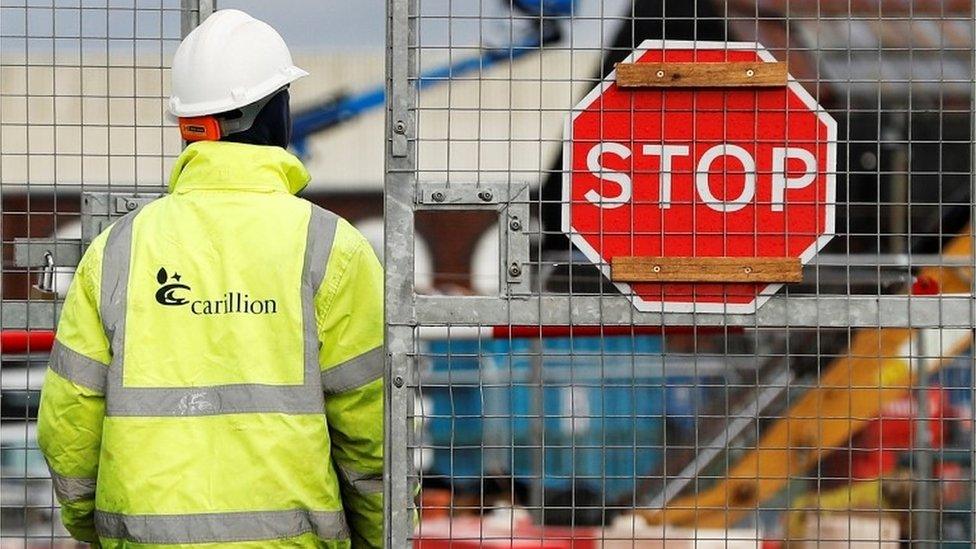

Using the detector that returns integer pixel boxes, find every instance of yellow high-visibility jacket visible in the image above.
[37,141,385,548]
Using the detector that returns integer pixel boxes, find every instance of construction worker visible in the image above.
[36,9,384,548]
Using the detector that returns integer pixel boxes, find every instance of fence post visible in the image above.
[384,0,417,545]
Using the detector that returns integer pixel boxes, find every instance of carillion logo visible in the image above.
[154,268,278,315]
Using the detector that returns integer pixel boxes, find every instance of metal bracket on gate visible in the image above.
[13,192,163,268]
[416,181,531,295]
[80,192,162,244]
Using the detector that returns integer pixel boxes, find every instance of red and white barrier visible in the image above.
[0,329,55,354]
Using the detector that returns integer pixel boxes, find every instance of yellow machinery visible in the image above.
[641,230,974,528]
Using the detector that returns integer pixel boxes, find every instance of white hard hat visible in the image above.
[169,9,307,117]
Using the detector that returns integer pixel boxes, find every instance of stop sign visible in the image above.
[563,40,837,313]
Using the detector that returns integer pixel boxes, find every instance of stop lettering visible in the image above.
[582,142,818,213]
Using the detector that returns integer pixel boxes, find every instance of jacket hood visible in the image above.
[168,141,311,195]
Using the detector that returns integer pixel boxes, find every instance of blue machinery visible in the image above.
[288,0,572,157]
[420,336,728,502]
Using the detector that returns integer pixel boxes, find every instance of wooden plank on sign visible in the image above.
[616,62,788,88]
[611,256,802,283]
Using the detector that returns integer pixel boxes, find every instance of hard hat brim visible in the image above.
[169,65,308,118]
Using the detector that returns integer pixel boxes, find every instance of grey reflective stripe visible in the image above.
[48,340,108,394]
[321,346,384,396]
[302,206,338,405]
[335,462,384,495]
[95,509,348,544]
[106,384,325,417]
[99,209,138,415]
[100,210,138,348]
[47,466,96,503]
[100,209,137,413]
[305,206,336,298]
[101,205,339,417]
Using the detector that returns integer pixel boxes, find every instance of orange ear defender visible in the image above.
[179,116,222,141]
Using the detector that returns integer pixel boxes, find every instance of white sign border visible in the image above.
[561,39,838,314]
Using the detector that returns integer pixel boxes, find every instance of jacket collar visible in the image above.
[168,141,311,195]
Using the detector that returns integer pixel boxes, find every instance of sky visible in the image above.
[2,0,630,53]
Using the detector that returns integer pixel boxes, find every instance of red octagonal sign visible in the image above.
[563,40,837,313]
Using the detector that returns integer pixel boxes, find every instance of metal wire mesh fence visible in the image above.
[0,1,196,546]
[384,0,975,547]
[1,0,974,547]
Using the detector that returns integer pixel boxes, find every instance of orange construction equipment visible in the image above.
[641,229,974,528]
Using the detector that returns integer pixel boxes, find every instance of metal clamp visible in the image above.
[83,192,162,243]
[13,239,82,268]
[416,181,531,295]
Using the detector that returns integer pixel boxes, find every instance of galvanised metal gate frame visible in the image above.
[383,0,976,547]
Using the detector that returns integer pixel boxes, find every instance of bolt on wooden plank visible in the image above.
[611,256,803,283]
[616,61,788,88]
